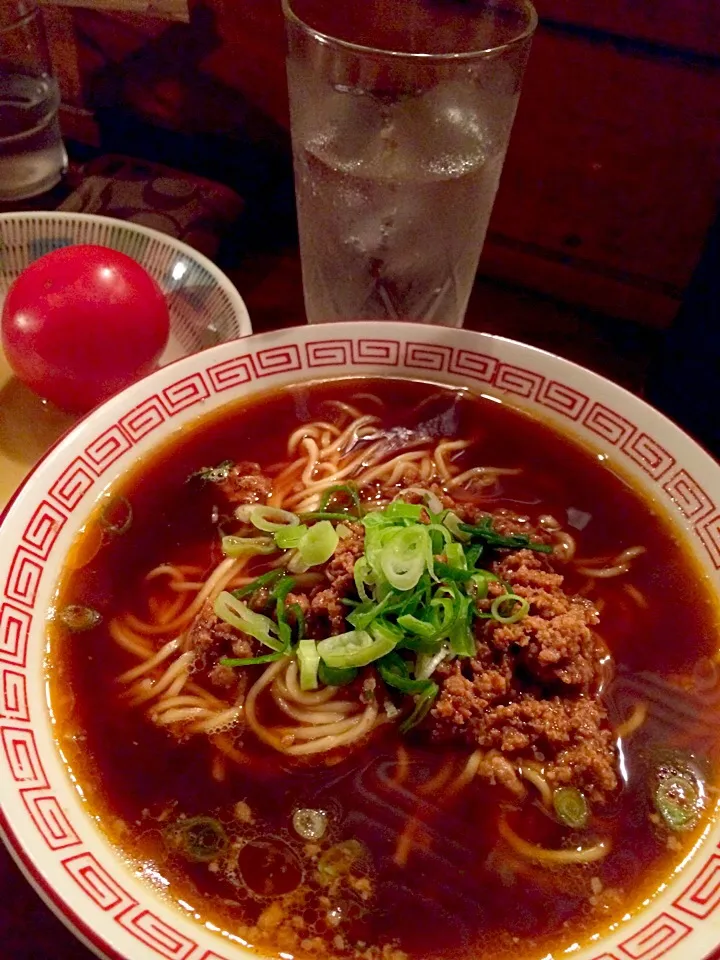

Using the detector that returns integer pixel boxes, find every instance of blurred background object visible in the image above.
[33,0,720,328]
[0,0,68,200]
[41,0,188,21]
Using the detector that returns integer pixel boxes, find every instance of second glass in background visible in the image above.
[0,1,67,202]
[284,0,537,327]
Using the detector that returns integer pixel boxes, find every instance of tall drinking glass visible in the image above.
[0,0,67,201]
[283,0,537,327]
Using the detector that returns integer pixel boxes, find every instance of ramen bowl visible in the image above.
[0,322,719,960]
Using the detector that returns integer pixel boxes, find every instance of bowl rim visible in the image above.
[1,320,719,960]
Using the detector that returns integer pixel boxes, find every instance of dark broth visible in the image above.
[48,378,720,960]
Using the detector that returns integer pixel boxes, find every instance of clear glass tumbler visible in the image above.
[0,1,67,201]
[283,0,537,327]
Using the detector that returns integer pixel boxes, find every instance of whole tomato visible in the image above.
[2,244,171,413]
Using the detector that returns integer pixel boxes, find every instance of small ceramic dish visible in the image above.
[0,211,252,363]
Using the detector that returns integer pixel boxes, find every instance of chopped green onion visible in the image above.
[433,561,473,582]
[289,603,306,641]
[490,592,529,624]
[415,644,451,681]
[399,681,439,733]
[272,575,298,648]
[426,522,452,547]
[460,516,553,554]
[347,591,397,631]
[220,650,287,667]
[222,535,276,558]
[465,544,484,568]
[319,483,362,517]
[214,591,282,650]
[231,568,284,600]
[445,541,467,570]
[468,570,496,600]
[379,526,429,591]
[317,623,397,669]
[100,495,133,537]
[396,613,436,640]
[378,652,432,694]
[449,595,475,657]
[166,816,228,862]
[383,501,424,523]
[274,525,308,549]
[443,511,471,542]
[298,520,338,567]
[553,787,590,829]
[362,510,393,531]
[58,604,102,633]
[236,505,300,532]
[299,511,357,522]
[188,460,233,484]
[655,773,702,831]
[318,662,359,686]
[369,617,404,650]
[384,573,431,620]
[292,808,328,841]
[297,639,320,690]
[353,555,373,602]
[317,839,368,882]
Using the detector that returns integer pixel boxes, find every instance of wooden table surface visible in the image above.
[0,247,657,959]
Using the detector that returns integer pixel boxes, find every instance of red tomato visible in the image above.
[2,244,170,413]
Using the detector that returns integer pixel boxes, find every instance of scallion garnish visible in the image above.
[58,604,102,633]
[231,568,284,600]
[100,495,133,537]
[220,649,288,667]
[298,520,338,568]
[214,592,282,650]
[347,590,397,631]
[378,526,429,591]
[297,638,320,690]
[654,766,703,832]
[274,524,308,549]
[553,787,590,829]
[319,483,363,517]
[165,816,228,862]
[272,575,298,648]
[399,681,439,733]
[378,651,434,695]
[317,623,397,670]
[445,541,467,570]
[222,534,276,558]
[318,662,359,686]
[490,592,530,624]
[299,511,360,522]
[236,504,300,533]
[188,460,234,484]
[217,493,542,737]
[459,516,553,553]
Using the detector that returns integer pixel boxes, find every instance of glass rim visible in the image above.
[281,0,538,61]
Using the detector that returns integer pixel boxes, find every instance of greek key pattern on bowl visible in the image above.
[1,334,719,960]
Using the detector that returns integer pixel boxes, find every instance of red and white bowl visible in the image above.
[0,322,719,960]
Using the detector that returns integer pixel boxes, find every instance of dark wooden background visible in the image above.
[44,0,720,327]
